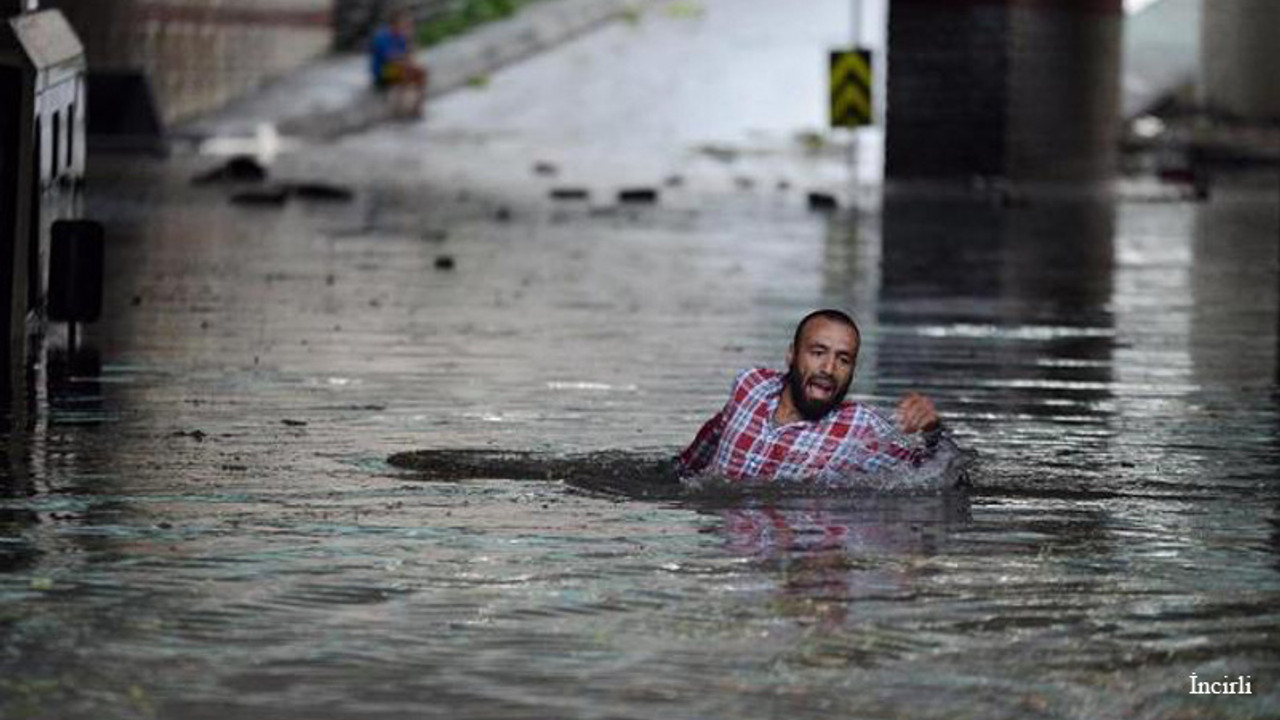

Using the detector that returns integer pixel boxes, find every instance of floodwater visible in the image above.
[5,0,1280,718]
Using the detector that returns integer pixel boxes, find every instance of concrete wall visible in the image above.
[43,0,333,124]
[1200,0,1280,121]
[1005,3,1122,182]
[887,0,1123,184]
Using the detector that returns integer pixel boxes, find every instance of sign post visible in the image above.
[829,48,873,129]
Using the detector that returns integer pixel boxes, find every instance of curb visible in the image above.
[182,0,652,142]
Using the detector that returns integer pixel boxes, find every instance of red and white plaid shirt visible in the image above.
[677,368,925,482]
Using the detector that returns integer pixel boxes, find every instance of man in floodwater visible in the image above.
[677,309,943,482]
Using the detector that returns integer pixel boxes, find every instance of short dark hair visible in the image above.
[792,309,860,351]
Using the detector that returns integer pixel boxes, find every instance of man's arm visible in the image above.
[842,398,944,475]
[895,392,940,435]
[676,410,726,476]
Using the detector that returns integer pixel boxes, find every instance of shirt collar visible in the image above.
[768,370,852,429]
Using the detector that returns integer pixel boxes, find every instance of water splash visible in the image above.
[387,439,976,501]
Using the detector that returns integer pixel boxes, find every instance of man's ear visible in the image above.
[785,344,794,368]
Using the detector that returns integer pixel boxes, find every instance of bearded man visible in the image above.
[676,309,944,482]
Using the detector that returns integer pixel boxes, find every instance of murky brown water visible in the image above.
[4,0,1280,716]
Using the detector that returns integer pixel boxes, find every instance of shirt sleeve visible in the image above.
[676,369,763,477]
[676,409,726,476]
[840,406,929,475]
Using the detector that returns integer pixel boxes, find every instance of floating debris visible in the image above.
[434,255,456,270]
[807,192,838,212]
[618,187,659,204]
[550,187,591,201]
[533,161,559,176]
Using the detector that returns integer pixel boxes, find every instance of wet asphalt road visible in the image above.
[3,0,1280,718]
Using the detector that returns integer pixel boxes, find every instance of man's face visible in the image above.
[786,317,858,421]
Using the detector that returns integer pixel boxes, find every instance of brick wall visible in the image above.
[45,0,333,124]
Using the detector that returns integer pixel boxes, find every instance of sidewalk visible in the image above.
[179,0,653,141]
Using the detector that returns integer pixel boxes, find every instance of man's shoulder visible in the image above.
[831,399,894,431]
[372,27,401,46]
[732,367,781,393]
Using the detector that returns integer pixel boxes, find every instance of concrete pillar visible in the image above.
[886,0,1123,184]
[1200,0,1280,122]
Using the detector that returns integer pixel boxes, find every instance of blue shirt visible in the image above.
[370,26,409,84]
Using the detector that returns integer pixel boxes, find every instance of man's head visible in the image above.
[390,6,414,32]
[785,309,860,421]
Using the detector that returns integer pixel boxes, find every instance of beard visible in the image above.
[786,362,851,421]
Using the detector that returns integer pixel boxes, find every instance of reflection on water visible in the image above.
[705,494,971,633]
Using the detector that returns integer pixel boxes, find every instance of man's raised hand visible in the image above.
[895,392,940,434]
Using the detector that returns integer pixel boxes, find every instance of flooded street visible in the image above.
[3,0,1280,718]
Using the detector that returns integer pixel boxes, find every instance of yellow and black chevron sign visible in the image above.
[830,49,872,128]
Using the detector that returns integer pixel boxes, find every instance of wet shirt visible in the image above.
[677,367,926,482]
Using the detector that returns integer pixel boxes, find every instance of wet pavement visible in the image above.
[4,0,1280,718]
